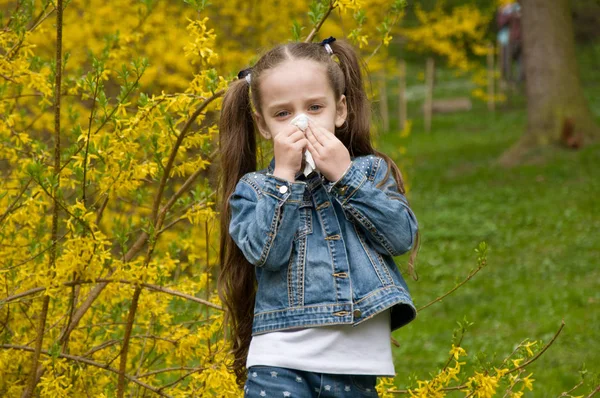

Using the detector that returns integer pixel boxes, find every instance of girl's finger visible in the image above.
[307,123,326,146]
[289,130,307,142]
[277,124,302,138]
[306,140,320,157]
[295,138,308,150]
[309,120,333,141]
[306,127,323,148]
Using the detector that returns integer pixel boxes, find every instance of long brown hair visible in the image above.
[218,39,418,386]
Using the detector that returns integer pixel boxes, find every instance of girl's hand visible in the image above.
[272,125,307,182]
[305,120,351,182]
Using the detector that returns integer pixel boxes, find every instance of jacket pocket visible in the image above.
[293,201,313,240]
[354,224,393,287]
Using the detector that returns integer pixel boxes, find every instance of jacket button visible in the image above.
[353,309,362,318]
[278,185,288,194]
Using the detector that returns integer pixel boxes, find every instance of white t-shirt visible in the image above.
[246,310,395,376]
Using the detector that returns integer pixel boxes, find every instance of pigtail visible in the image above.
[218,77,257,386]
[329,40,420,280]
[328,39,371,155]
[373,150,420,280]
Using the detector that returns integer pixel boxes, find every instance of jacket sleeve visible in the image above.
[228,174,306,271]
[326,157,418,257]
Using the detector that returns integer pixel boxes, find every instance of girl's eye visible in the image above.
[275,111,290,118]
[309,105,322,112]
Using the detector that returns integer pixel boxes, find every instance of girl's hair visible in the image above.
[218,39,419,386]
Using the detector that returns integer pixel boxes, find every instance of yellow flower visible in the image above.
[465,372,499,398]
[523,341,537,357]
[383,33,392,46]
[334,0,365,13]
[522,373,535,391]
[449,344,467,359]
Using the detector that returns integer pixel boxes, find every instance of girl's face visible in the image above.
[255,59,347,140]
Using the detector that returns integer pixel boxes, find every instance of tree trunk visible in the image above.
[500,0,599,165]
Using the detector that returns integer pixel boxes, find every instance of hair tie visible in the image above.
[237,68,252,85]
[320,36,336,54]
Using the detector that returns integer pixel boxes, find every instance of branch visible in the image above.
[82,71,102,206]
[84,334,176,358]
[95,194,109,225]
[558,380,585,397]
[365,10,403,64]
[120,93,223,267]
[0,231,69,272]
[304,1,335,43]
[22,1,63,395]
[0,344,173,398]
[58,72,148,175]
[138,366,202,379]
[21,296,49,398]
[0,178,32,226]
[92,279,223,311]
[0,73,19,84]
[158,366,205,392]
[585,385,600,398]
[30,176,96,239]
[508,320,565,374]
[389,321,565,395]
[0,287,46,305]
[117,287,141,398]
[417,258,486,312]
[27,2,55,34]
[157,171,212,229]
[1,278,223,310]
[151,90,224,225]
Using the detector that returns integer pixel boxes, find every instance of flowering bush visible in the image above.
[0,0,406,396]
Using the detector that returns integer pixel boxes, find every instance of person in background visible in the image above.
[497,1,522,84]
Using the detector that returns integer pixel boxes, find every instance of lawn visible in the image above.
[380,46,600,396]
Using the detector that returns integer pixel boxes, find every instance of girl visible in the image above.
[218,37,419,397]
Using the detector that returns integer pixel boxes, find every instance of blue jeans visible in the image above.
[244,366,379,397]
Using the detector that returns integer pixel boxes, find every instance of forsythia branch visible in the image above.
[585,385,600,398]
[417,256,487,312]
[305,1,335,43]
[508,320,565,374]
[116,287,141,398]
[152,89,224,226]
[0,344,174,398]
[22,1,64,395]
[0,279,223,310]
[388,320,566,395]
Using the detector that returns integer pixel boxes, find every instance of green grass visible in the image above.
[380,48,600,396]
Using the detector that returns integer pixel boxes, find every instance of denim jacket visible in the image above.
[229,155,418,335]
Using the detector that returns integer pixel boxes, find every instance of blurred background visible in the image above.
[0,0,598,396]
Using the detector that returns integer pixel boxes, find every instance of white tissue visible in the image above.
[291,113,310,131]
[290,114,317,176]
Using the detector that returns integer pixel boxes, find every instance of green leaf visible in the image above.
[308,0,326,26]
[291,20,305,42]
[183,0,211,12]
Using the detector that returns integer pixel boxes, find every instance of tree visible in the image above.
[500,0,600,165]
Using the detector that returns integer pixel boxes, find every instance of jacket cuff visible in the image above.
[263,174,306,204]
[325,161,366,204]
